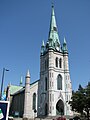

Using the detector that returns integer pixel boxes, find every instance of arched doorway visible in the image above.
[45,103,48,116]
[56,99,64,115]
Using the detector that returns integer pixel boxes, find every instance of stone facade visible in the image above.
[7,5,73,119]
[38,5,73,117]
[38,50,72,116]
[9,80,39,118]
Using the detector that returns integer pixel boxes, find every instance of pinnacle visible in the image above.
[20,76,23,85]
[42,40,45,46]
[64,37,67,44]
[26,69,30,77]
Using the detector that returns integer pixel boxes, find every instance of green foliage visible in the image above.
[69,83,90,120]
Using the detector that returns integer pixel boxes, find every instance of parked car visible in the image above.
[73,116,81,120]
[56,117,66,120]
[69,118,73,120]
[69,116,81,120]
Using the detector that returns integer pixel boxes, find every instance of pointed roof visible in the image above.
[9,85,23,95]
[63,37,68,52]
[26,69,30,78]
[48,5,60,46]
[40,4,62,55]
[64,37,67,44]
[49,5,57,33]
[42,40,45,47]
[41,40,45,55]
[20,76,23,85]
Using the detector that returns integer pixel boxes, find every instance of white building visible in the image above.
[7,5,73,119]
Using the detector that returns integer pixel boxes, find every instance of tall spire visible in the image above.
[49,5,57,33]
[48,4,61,51]
[40,4,61,54]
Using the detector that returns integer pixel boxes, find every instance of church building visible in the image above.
[7,4,73,119]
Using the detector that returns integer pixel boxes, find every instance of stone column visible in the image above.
[23,70,31,119]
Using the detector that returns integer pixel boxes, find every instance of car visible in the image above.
[57,117,66,120]
[72,116,81,120]
[69,119,73,120]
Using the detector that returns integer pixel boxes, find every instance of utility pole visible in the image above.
[0,68,9,100]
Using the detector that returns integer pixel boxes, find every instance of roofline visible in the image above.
[30,79,40,86]
[11,79,40,96]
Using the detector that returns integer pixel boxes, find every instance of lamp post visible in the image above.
[0,68,9,100]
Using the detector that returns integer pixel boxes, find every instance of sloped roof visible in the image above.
[10,85,23,95]
[10,79,40,95]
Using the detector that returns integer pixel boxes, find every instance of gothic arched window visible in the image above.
[57,74,62,90]
[45,60,47,70]
[45,77,48,91]
[59,58,62,68]
[47,59,48,68]
[32,93,36,110]
[55,57,58,67]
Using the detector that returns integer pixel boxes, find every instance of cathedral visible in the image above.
[6,4,73,119]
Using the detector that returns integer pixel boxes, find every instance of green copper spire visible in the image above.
[41,40,45,55]
[62,37,68,53]
[20,76,23,86]
[42,40,45,46]
[41,4,62,55]
[48,5,60,51]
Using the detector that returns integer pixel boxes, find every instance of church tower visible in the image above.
[38,5,73,116]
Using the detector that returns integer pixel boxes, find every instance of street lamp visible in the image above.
[0,68,9,100]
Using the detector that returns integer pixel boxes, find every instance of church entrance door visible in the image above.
[56,99,64,115]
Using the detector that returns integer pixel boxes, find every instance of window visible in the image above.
[45,59,48,70]
[52,82,54,87]
[32,93,36,110]
[66,95,68,102]
[52,73,53,77]
[50,81,51,87]
[40,95,42,103]
[47,59,48,68]
[50,72,51,78]
[55,57,58,67]
[59,58,62,68]
[52,94,54,102]
[57,74,62,90]
[45,77,48,91]
[50,94,51,102]
[53,26,57,31]
[50,106,51,113]
[45,60,47,70]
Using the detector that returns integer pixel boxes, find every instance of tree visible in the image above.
[69,83,90,120]
[84,82,90,120]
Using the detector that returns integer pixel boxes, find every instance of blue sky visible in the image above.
[0,0,90,91]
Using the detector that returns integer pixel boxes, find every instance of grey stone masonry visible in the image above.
[23,70,31,119]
